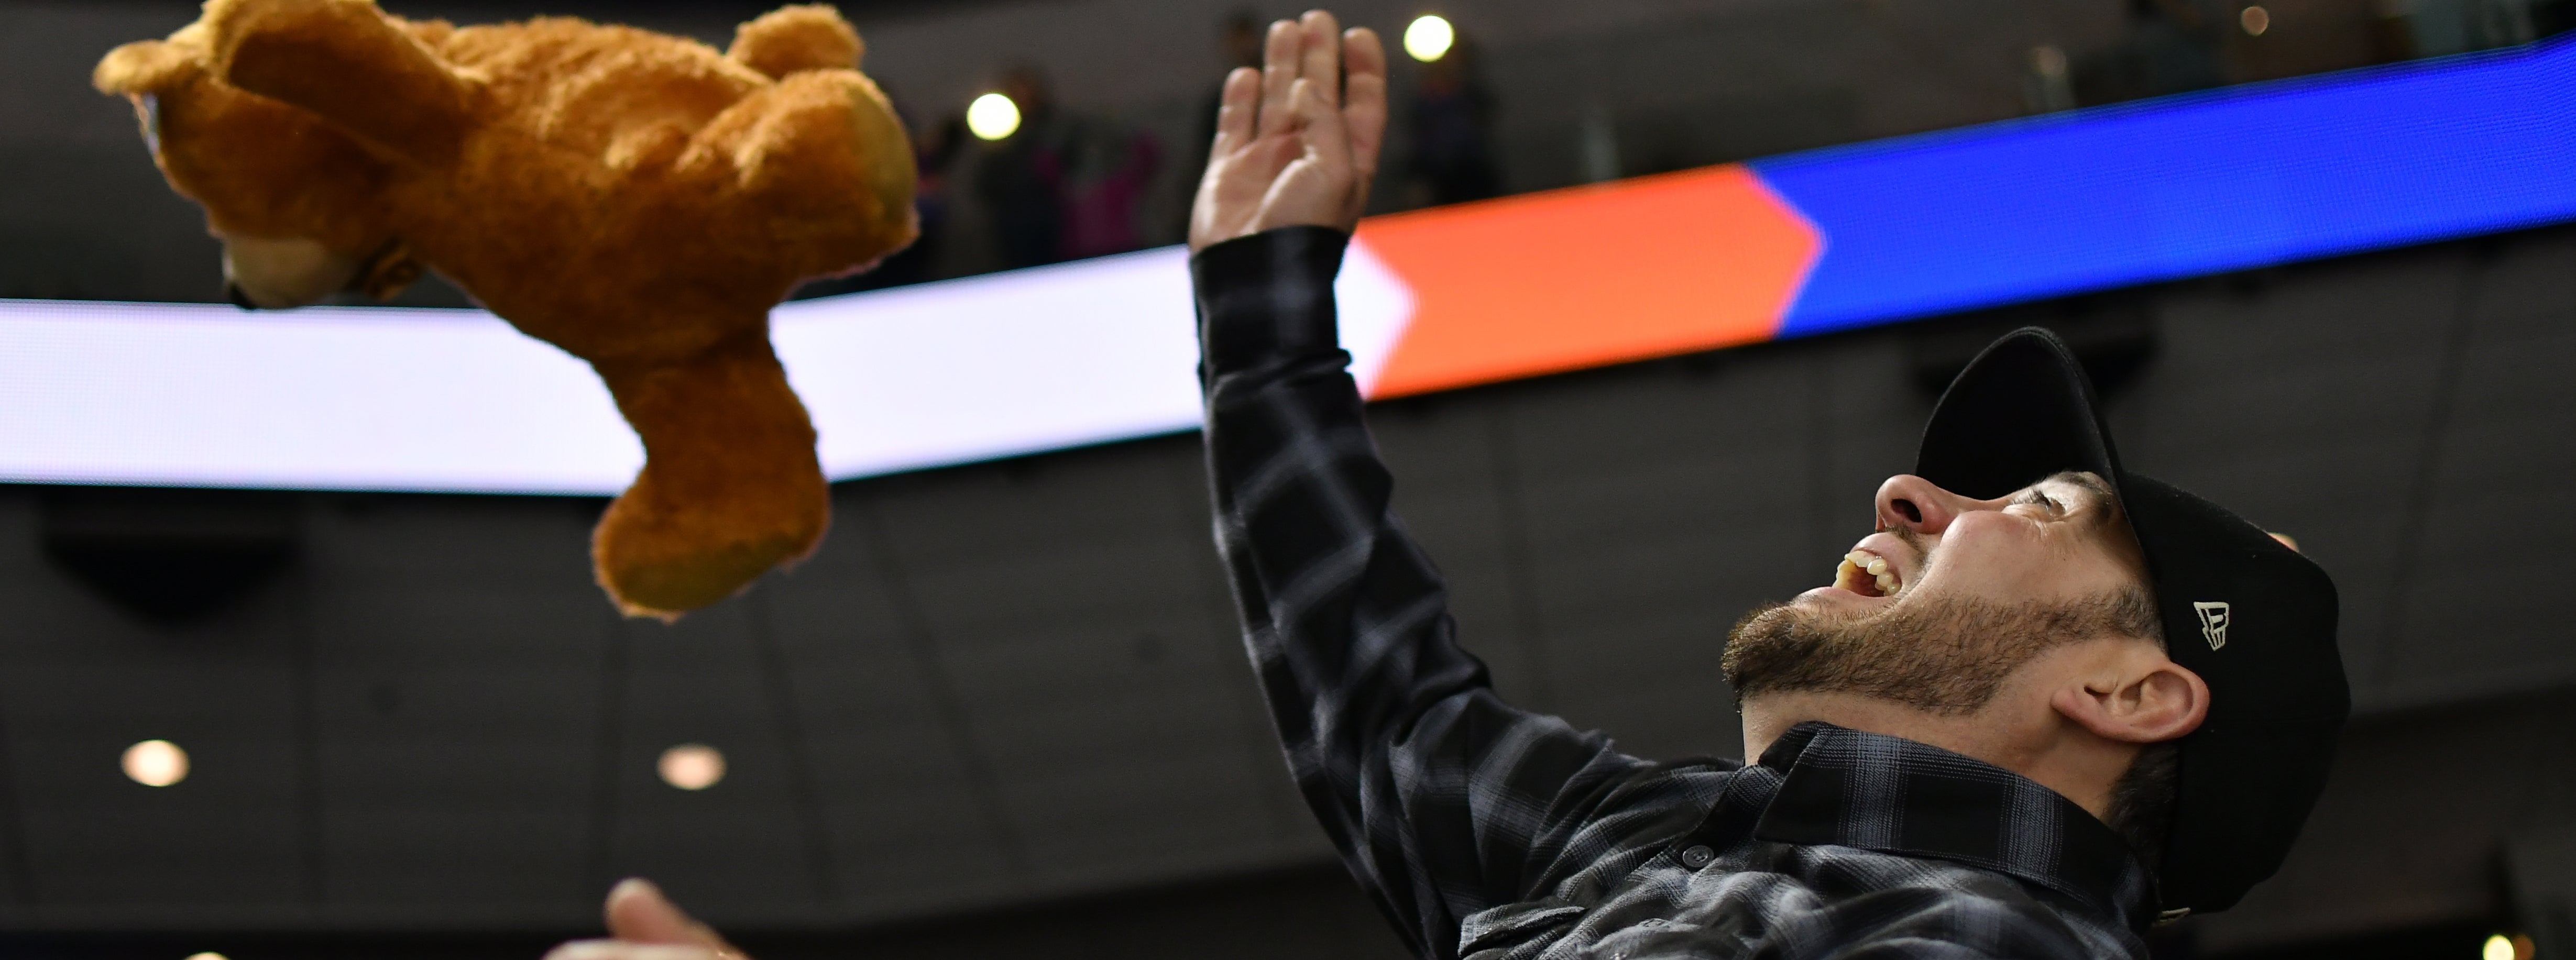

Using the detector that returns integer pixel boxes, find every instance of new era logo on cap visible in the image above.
[2194,601,2230,650]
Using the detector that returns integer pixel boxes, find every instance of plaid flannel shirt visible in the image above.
[1192,227,2157,960]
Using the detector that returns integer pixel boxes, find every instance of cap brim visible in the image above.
[1916,327,2123,499]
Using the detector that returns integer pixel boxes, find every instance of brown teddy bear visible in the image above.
[94,0,918,619]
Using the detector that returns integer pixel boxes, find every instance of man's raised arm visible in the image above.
[1189,14,1646,959]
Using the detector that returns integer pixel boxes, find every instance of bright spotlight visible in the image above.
[123,740,188,787]
[1404,15,1454,62]
[659,744,726,790]
[186,953,229,960]
[966,92,1021,141]
[2240,5,2270,35]
[2484,934,2539,960]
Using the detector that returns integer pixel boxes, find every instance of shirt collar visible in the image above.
[1751,721,2155,927]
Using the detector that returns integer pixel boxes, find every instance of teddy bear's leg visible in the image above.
[590,332,828,619]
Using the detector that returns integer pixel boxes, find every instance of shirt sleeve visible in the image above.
[1191,226,1649,960]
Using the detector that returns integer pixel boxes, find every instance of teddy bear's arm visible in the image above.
[203,0,480,165]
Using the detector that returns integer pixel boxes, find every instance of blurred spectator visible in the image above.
[1059,120,1161,260]
[975,65,1075,270]
[2073,0,2228,105]
[1194,14,1266,172]
[973,64,1164,269]
[2371,0,2425,63]
[1181,12,1268,233]
[2132,0,2229,93]
[2021,45,2077,114]
[1405,32,1501,206]
[2407,0,2542,54]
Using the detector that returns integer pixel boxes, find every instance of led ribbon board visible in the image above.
[4,37,2570,494]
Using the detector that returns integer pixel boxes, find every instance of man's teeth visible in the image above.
[1844,550,1901,596]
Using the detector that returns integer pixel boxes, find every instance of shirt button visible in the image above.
[1680,844,1715,868]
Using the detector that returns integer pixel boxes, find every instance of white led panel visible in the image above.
[0,243,1413,495]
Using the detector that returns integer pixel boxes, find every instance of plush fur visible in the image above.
[96,0,918,618]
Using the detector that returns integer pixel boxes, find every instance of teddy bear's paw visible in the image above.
[596,531,813,620]
[593,489,827,619]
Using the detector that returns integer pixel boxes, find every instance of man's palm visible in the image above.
[1190,11,1386,250]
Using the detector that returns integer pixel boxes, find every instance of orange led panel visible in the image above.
[1354,163,1823,399]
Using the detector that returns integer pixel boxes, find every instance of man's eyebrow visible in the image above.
[2044,470,2115,500]
[2041,470,2123,526]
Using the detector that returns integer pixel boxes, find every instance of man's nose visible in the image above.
[1874,474,1967,534]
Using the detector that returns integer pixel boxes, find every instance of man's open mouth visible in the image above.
[1833,548,1905,598]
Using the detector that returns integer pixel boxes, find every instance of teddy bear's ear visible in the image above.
[203,0,479,164]
[729,5,863,80]
[94,39,203,96]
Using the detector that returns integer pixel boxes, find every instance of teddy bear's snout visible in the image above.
[220,235,365,310]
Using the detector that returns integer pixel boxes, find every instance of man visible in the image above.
[1179,13,2344,958]
[549,12,2347,960]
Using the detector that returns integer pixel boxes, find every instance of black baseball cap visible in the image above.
[1914,327,2348,915]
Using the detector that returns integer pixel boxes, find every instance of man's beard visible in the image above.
[1721,583,2159,715]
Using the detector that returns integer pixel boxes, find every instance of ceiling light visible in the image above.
[2483,934,2536,960]
[1404,15,1454,62]
[659,744,725,790]
[187,953,229,960]
[123,740,188,787]
[967,93,1021,141]
[2240,5,2270,35]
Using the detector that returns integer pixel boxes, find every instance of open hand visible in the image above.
[544,879,747,960]
[1188,10,1387,251]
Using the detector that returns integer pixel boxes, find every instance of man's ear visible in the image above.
[2052,648,2209,744]
[202,0,479,164]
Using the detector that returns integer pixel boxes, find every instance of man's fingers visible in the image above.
[1290,77,1349,164]
[1211,66,1258,158]
[1297,9,1342,108]
[544,941,724,960]
[545,879,746,960]
[1256,18,1301,138]
[1339,26,1388,194]
[603,879,727,950]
